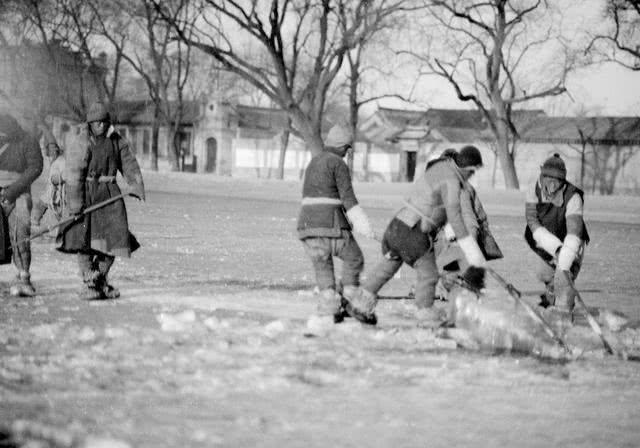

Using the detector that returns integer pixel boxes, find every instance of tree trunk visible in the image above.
[363,142,370,182]
[276,118,292,180]
[494,115,519,189]
[168,127,180,172]
[347,103,357,174]
[292,112,323,157]
[151,124,159,172]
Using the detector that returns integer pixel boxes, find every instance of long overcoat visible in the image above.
[57,125,144,257]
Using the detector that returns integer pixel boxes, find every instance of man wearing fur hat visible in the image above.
[297,124,376,326]
[525,153,589,312]
[345,145,487,326]
[57,102,145,300]
[0,113,43,296]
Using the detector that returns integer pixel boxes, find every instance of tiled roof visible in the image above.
[111,100,202,125]
[235,104,289,131]
[377,107,430,128]
[424,126,492,143]
[367,107,640,145]
[423,108,487,129]
[518,116,640,144]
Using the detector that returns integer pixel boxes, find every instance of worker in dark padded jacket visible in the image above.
[297,124,376,328]
[0,113,43,296]
[525,153,589,313]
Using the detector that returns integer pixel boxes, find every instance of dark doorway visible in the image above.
[406,151,417,182]
[206,137,217,173]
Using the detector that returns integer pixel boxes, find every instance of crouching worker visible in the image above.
[297,124,376,326]
[525,153,589,313]
[57,102,145,300]
[31,133,66,232]
[345,146,487,326]
[0,113,43,296]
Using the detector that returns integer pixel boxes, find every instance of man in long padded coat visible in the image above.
[0,113,43,296]
[297,124,376,326]
[525,153,589,313]
[345,146,487,326]
[57,102,144,300]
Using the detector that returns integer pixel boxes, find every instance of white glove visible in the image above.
[532,227,563,257]
[443,223,456,241]
[556,234,582,271]
[457,235,486,267]
[347,205,375,239]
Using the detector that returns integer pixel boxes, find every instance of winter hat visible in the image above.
[455,145,483,168]
[325,124,353,148]
[86,102,110,123]
[540,153,566,180]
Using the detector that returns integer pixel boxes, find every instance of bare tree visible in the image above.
[341,5,419,175]
[157,0,409,160]
[587,0,640,70]
[1,0,126,123]
[91,0,196,171]
[568,117,639,195]
[405,0,573,189]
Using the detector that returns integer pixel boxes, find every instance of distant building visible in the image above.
[105,100,640,194]
[359,107,640,194]
[107,99,312,177]
[8,61,637,194]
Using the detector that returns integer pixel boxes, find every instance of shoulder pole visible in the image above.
[562,270,625,359]
[27,193,132,242]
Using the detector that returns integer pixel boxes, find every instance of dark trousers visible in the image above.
[301,230,364,290]
[4,193,33,273]
[364,218,439,308]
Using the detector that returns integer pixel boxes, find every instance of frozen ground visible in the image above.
[1,172,640,447]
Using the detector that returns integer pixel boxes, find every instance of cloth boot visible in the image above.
[96,255,119,299]
[77,254,103,300]
[78,270,103,300]
[9,271,36,297]
[316,288,343,323]
[344,288,377,325]
[306,288,344,334]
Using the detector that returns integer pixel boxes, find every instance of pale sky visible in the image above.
[371,63,640,117]
[564,63,640,116]
[367,0,640,118]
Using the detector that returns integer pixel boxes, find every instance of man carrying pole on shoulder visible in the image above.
[57,102,145,300]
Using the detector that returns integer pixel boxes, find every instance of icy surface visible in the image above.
[1,173,639,447]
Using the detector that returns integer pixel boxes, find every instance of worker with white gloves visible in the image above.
[297,124,376,325]
[345,146,487,327]
[525,153,590,312]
